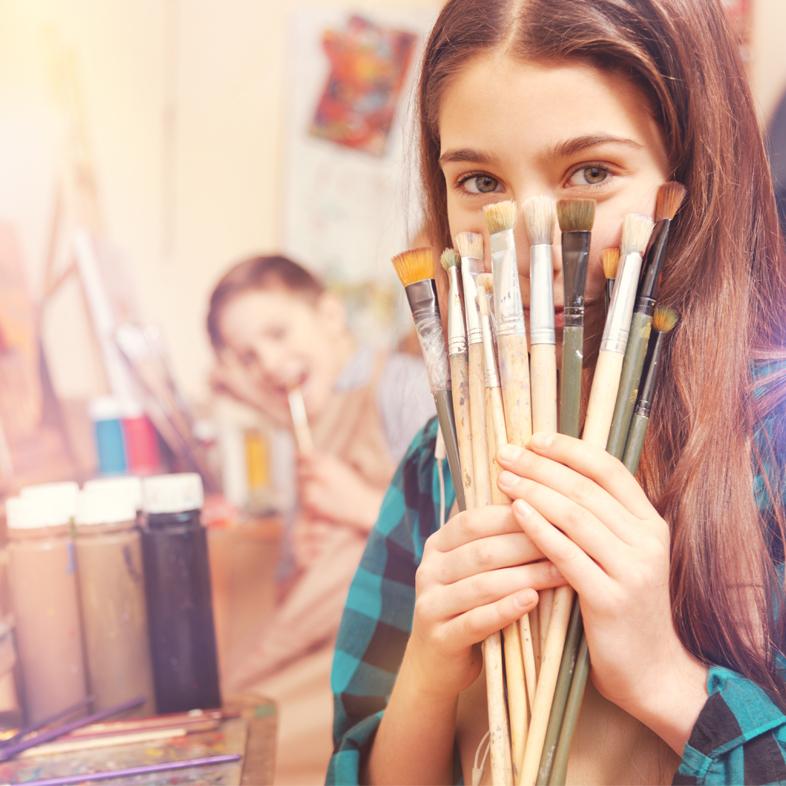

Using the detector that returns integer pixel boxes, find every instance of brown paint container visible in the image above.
[5,495,87,724]
[75,486,155,715]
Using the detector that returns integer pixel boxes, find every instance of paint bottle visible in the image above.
[121,402,161,476]
[90,397,128,475]
[5,495,87,724]
[141,474,221,712]
[74,486,155,715]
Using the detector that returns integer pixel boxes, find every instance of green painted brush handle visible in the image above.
[606,311,652,458]
[433,388,466,512]
[559,326,583,439]
[622,411,648,476]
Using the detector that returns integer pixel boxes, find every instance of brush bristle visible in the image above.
[440,248,459,271]
[556,199,596,233]
[454,231,484,259]
[475,273,493,316]
[620,213,655,257]
[652,305,679,333]
[483,201,517,234]
[601,247,620,280]
[391,247,435,287]
[655,181,687,222]
[523,196,556,245]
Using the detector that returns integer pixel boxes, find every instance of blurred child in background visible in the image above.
[206,254,434,784]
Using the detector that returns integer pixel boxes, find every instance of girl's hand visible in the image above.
[297,453,384,530]
[406,506,565,700]
[497,434,707,752]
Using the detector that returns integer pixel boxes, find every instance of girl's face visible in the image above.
[438,54,670,329]
[217,288,348,422]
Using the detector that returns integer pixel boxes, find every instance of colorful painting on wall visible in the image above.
[309,15,418,157]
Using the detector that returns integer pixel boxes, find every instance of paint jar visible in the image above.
[74,487,155,715]
[20,481,79,520]
[83,476,143,520]
[90,397,128,475]
[5,495,87,724]
[141,474,221,712]
[121,403,161,476]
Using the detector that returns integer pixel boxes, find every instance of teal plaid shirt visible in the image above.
[328,404,786,785]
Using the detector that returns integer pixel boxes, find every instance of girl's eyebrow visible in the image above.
[439,148,498,166]
[549,134,644,158]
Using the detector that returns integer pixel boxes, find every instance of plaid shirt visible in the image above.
[328,415,786,786]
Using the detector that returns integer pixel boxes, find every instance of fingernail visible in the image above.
[513,499,532,519]
[529,432,554,449]
[498,443,522,462]
[498,470,519,490]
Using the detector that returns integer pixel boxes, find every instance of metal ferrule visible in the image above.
[636,219,670,315]
[601,251,643,354]
[405,280,450,393]
[636,331,666,418]
[480,313,500,389]
[460,256,484,345]
[562,232,590,328]
[490,229,525,338]
[447,267,467,356]
[529,243,555,345]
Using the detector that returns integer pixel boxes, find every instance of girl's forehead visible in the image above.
[437,53,666,164]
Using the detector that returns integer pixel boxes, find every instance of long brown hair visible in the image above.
[418,0,786,701]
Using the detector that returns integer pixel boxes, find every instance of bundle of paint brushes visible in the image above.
[392,181,686,786]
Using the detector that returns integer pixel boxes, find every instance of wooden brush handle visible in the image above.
[484,632,514,786]
[529,344,558,434]
[497,334,532,444]
[518,585,575,786]
[450,352,475,510]
[468,343,492,506]
[582,350,624,448]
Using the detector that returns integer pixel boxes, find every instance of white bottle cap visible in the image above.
[83,476,143,512]
[20,482,80,521]
[89,396,124,421]
[5,495,71,529]
[76,487,138,527]
[142,473,204,515]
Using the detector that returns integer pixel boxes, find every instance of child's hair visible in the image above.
[206,254,325,350]
[418,0,786,701]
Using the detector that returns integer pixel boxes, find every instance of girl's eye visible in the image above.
[566,165,612,188]
[458,174,503,194]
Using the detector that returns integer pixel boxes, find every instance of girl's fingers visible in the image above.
[438,531,545,583]
[498,472,629,576]
[426,562,563,618]
[439,588,539,649]
[514,433,653,519]
[497,446,636,545]
[512,498,612,599]
[429,505,524,552]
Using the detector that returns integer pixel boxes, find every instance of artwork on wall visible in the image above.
[309,15,418,157]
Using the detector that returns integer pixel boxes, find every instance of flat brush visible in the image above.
[392,248,466,512]
[442,248,474,508]
[607,182,686,457]
[456,231,493,507]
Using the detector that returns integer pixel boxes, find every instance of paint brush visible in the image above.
[0,697,92,748]
[476,273,515,786]
[0,696,144,762]
[4,754,242,786]
[549,306,679,786]
[441,248,475,509]
[455,231,493,507]
[482,202,538,715]
[582,214,655,448]
[607,183,686,457]
[602,248,620,313]
[556,199,595,438]
[622,306,678,473]
[533,199,594,785]
[522,195,558,663]
[392,248,465,512]
[288,387,314,455]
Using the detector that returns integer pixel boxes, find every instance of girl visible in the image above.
[328,1,786,784]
